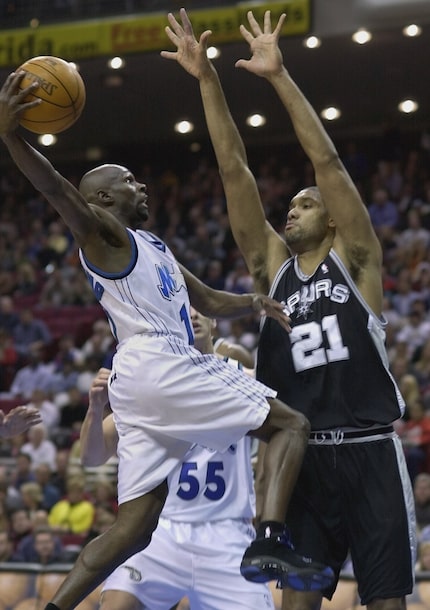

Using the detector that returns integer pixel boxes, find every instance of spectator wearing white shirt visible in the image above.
[21,424,57,473]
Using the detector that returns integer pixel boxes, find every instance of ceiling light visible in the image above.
[403,24,422,37]
[320,106,341,121]
[352,29,372,44]
[38,134,57,146]
[207,46,220,59]
[246,113,266,128]
[174,120,194,134]
[398,99,418,114]
[303,36,321,49]
[108,57,125,70]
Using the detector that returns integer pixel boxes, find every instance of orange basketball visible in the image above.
[16,55,86,134]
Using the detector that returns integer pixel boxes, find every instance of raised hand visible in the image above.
[236,11,286,78]
[253,294,291,333]
[89,367,111,414]
[0,72,41,136]
[161,7,213,80]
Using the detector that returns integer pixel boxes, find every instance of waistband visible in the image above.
[308,425,395,445]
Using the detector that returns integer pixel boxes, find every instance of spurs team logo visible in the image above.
[156,263,187,300]
[287,279,350,319]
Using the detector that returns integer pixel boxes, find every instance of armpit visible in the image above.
[347,243,370,283]
[250,252,270,294]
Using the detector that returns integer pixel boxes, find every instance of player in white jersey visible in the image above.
[0,72,333,610]
[79,309,274,610]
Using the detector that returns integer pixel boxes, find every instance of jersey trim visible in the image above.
[80,228,138,280]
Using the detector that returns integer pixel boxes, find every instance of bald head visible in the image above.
[79,164,128,203]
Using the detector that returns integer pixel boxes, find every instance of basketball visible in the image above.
[16,55,86,134]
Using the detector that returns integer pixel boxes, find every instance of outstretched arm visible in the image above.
[80,368,118,467]
[180,263,291,332]
[0,406,42,438]
[161,9,287,292]
[236,11,381,284]
[0,72,128,272]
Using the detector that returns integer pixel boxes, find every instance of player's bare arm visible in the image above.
[162,9,287,291]
[0,72,130,270]
[180,263,291,332]
[237,11,383,303]
[80,368,118,467]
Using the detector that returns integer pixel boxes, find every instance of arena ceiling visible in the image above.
[0,0,430,167]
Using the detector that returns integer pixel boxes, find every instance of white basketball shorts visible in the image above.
[101,517,275,610]
[108,333,276,504]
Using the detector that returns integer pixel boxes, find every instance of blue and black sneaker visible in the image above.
[240,524,334,591]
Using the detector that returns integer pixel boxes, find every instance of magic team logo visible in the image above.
[156,263,187,300]
[121,565,142,582]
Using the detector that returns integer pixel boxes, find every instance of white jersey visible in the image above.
[160,356,256,522]
[163,438,255,522]
[79,228,194,346]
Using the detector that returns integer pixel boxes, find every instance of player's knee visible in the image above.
[268,397,310,436]
[291,410,310,437]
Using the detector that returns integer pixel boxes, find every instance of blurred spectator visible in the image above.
[76,354,103,395]
[12,524,68,564]
[411,337,430,408]
[12,309,52,360]
[397,398,430,482]
[9,508,33,550]
[90,476,118,515]
[0,327,18,391]
[80,319,114,363]
[201,259,225,291]
[38,266,95,307]
[57,387,88,440]
[19,481,45,521]
[0,466,22,512]
[10,452,36,490]
[412,261,430,307]
[33,462,61,511]
[21,424,57,472]
[391,268,423,317]
[395,299,430,361]
[367,186,399,244]
[396,209,430,257]
[13,261,39,298]
[50,449,71,496]
[48,474,95,536]
[0,528,14,562]
[9,346,55,401]
[25,388,60,431]
[51,333,84,370]
[414,473,430,533]
[0,295,19,334]
[224,258,254,294]
[416,539,430,572]
[48,357,80,395]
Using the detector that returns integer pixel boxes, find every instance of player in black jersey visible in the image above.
[165,8,416,610]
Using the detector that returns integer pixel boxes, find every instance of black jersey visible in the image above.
[257,249,405,430]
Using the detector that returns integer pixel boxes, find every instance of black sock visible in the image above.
[45,604,61,610]
[257,520,285,538]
